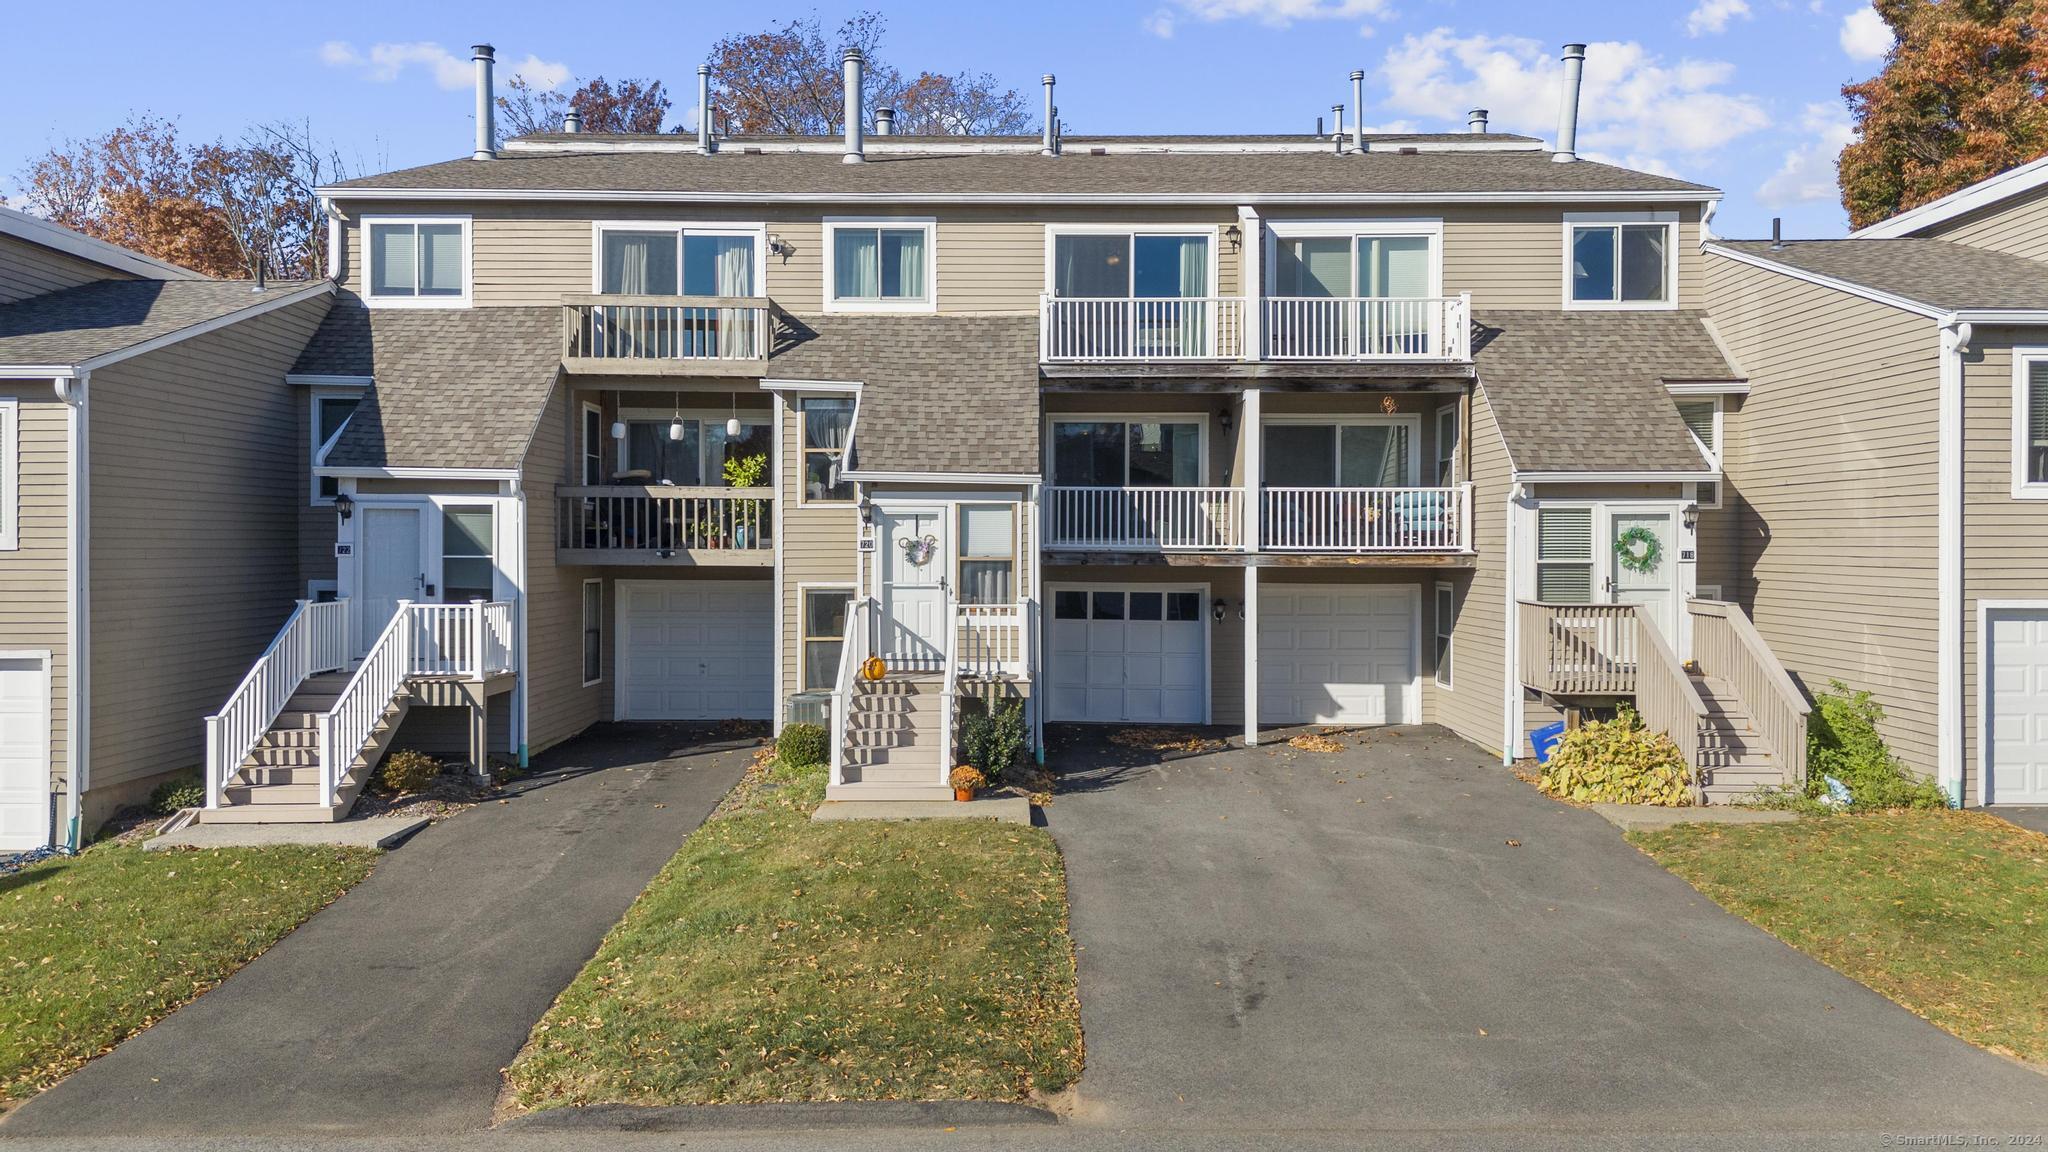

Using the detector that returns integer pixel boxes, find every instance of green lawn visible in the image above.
[0,843,375,1103]
[505,757,1082,1109]
[1632,810,2048,1064]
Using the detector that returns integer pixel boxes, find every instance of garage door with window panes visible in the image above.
[1048,588,1204,723]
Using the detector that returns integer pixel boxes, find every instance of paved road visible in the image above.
[1045,724,2048,1136]
[1,724,756,1139]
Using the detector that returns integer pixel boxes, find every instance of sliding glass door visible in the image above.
[1050,232,1212,358]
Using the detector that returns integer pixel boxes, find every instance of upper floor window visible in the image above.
[365,216,469,307]
[1262,418,1416,488]
[1050,418,1204,487]
[1675,396,1723,508]
[1268,227,1437,300]
[1435,405,1459,487]
[311,389,363,505]
[825,219,934,312]
[1050,231,1211,300]
[802,397,855,503]
[597,225,758,297]
[1566,213,1676,309]
[2013,350,2048,499]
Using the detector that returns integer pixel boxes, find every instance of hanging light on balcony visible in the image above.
[726,393,742,438]
[669,392,686,442]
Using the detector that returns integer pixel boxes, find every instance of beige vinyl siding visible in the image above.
[1432,382,1511,758]
[1910,184,2048,262]
[1704,252,1942,775]
[0,236,135,304]
[0,383,71,812]
[84,294,333,814]
[521,380,604,753]
[779,392,860,707]
[1957,332,2048,804]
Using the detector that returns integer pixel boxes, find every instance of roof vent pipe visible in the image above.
[1552,43,1586,163]
[1332,105,1345,154]
[471,44,496,160]
[1315,115,1323,137]
[1041,75,1057,156]
[875,107,895,136]
[697,64,713,155]
[1468,108,1488,134]
[1350,71,1367,154]
[842,49,865,163]
[562,108,581,133]
[1770,217,1784,250]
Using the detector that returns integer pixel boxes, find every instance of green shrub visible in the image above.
[377,749,443,794]
[1537,708,1693,806]
[149,772,206,814]
[777,723,829,768]
[1806,681,1950,810]
[958,698,1028,787]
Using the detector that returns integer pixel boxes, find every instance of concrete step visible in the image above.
[199,801,346,824]
[825,782,955,802]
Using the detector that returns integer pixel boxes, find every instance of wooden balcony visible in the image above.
[1042,484,1472,562]
[556,485,773,566]
[1517,602,1642,697]
[560,295,770,376]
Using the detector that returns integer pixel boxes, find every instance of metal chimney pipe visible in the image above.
[1041,75,1057,156]
[1350,70,1366,154]
[471,44,496,160]
[562,108,581,133]
[1553,43,1586,163]
[875,107,895,136]
[1771,217,1784,250]
[842,49,865,163]
[697,64,713,154]
[1315,115,1323,137]
[1332,105,1345,154]
[1468,108,1488,134]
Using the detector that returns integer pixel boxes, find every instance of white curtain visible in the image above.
[958,505,1014,605]
[889,229,925,298]
[713,237,753,296]
[835,229,880,298]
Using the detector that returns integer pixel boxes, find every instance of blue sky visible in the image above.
[3,0,1896,239]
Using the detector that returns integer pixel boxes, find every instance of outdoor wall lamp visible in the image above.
[1213,599,1227,622]
[333,492,354,522]
[1219,407,1233,430]
[1224,223,1242,250]
[1682,502,1700,531]
[768,233,791,259]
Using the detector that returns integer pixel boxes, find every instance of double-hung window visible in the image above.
[441,507,495,604]
[1049,230,1213,357]
[1566,214,1676,308]
[802,589,854,691]
[1675,398,1722,508]
[958,505,1016,605]
[802,397,855,503]
[1535,507,1595,602]
[2014,351,2048,498]
[825,219,934,311]
[312,391,363,504]
[365,217,469,307]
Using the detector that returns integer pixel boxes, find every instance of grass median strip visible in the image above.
[505,756,1082,1109]
[1632,810,2048,1065]
[0,842,376,1103]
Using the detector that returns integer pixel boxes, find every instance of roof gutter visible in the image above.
[318,186,1722,208]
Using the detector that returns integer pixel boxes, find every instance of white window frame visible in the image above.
[310,386,367,507]
[1045,412,1211,487]
[1675,397,1724,509]
[1259,413,1423,487]
[2010,346,2048,499]
[580,401,606,487]
[1562,211,1680,312]
[957,503,1019,607]
[588,220,768,297]
[1435,404,1459,487]
[0,399,16,551]
[798,583,856,693]
[822,217,938,314]
[798,396,858,506]
[1043,223,1224,301]
[1434,580,1455,690]
[1262,217,1446,299]
[362,214,472,309]
[581,578,603,687]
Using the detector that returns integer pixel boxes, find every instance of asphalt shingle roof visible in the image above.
[1714,239,2048,313]
[0,279,325,367]
[1471,310,1736,474]
[767,314,1040,476]
[297,299,562,472]
[329,147,1713,199]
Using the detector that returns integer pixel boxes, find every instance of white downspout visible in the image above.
[511,476,530,768]
[55,372,88,848]
[1938,319,1970,805]
[1501,478,1524,766]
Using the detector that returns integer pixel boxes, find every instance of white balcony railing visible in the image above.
[956,603,1030,679]
[562,295,769,363]
[557,486,773,554]
[1044,486,1246,551]
[1261,483,1472,552]
[1263,294,1470,361]
[1038,295,1245,361]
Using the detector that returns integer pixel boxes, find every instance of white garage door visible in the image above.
[1259,585,1418,725]
[1048,587,1206,724]
[618,581,773,721]
[1987,607,2048,805]
[0,657,50,852]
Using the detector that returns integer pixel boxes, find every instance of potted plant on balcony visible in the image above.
[949,765,986,802]
[723,451,769,549]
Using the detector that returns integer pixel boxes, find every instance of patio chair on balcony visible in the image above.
[1390,488,1450,547]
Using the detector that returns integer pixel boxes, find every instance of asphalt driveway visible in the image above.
[1047,724,2048,1136]
[1,723,756,1139]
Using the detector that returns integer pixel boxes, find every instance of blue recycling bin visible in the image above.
[1531,721,1567,764]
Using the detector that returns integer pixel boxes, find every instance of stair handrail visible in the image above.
[1629,605,1711,803]
[1688,599,1811,787]
[203,598,351,811]
[940,594,962,787]
[319,602,416,808]
[827,596,873,789]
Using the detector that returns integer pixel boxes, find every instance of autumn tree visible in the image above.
[1838,0,2048,228]
[497,75,675,136]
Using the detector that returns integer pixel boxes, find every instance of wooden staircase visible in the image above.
[202,672,413,824]
[827,673,952,802]
[1690,672,1785,804]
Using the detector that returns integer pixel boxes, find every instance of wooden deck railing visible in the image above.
[557,486,774,554]
[1516,602,1641,696]
[561,295,769,362]
[1689,599,1810,786]
[1633,611,1710,799]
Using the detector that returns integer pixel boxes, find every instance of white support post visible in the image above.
[203,716,222,810]
[1244,564,1261,746]
[469,599,487,681]
[1242,387,1263,554]
[1238,206,1262,361]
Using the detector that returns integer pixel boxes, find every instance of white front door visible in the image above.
[878,506,948,671]
[1260,585,1418,725]
[0,657,50,852]
[1987,607,2048,805]
[1047,587,1207,723]
[1608,510,1678,647]
[617,580,773,720]
[359,506,426,653]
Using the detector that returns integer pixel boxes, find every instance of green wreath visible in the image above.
[1613,526,1663,574]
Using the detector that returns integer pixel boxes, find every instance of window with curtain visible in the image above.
[1273,237,1353,297]
[1536,507,1594,602]
[831,225,929,302]
[1262,423,1412,487]
[367,220,465,300]
[1571,222,1670,304]
[1052,234,1130,297]
[442,507,495,603]
[312,393,361,502]
[2027,360,2048,487]
[1051,421,1201,487]
[599,230,755,296]
[582,581,603,685]
[803,589,853,690]
[958,505,1015,605]
[802,398,854,502]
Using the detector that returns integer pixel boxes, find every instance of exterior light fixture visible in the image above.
[1682,502,1700,530]
[1212,599,1227,622]
[610,420,626,440]
[1224,223,1242,249]
[1219,407,1233,430]
[726,393,743,438]
[670,392,686,442]
[768,233,789,257]
[333,492,354,522]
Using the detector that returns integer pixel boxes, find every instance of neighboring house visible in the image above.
[0,206,335,849]
[1702,157,2048,808]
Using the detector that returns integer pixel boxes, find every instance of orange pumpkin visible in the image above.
[861,655,887,681]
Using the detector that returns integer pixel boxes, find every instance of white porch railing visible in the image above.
[557,486,773,554]
[204,599,351,810]
[1043,486,1245,551]
[1263,294,1471,361]
[561,295,769,362]
[957,602,1030,679]
[1261,483,1472,552]
[939,595,961,785]
[1038,295,1245,361]
[827,596,874,789]
[405,601,518,678]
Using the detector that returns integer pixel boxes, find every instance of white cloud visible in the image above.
[1758,101,1856,207]
[1378,30,1770,163]
[319,40,569,92]
[1839,5,1894,61]
[1686,0,1750,37]
[1151,0,1392,30]
[1144,8,1177,37]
